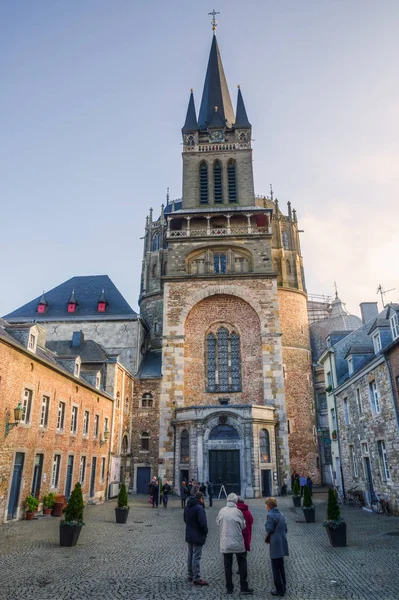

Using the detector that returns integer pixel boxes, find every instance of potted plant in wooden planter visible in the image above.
[60,482,85,547]
[43,493,55,515]
[25,495,39,520]
[323,488,346,547]
[292,478,301,507]
[302,484,315,523]
[115,483,129,524]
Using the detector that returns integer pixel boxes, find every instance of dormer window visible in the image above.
[390,313,399,340]
[37,304,46,314]
[96,373,101,389]
[68,303,76,313]
[28,333,36,351]
[347,356,354,375]
[97,302,106,313]
[74,361,80,378]
[372,332,382,354]
[67,290,77,313]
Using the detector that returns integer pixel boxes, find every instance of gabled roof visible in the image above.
[235,87,251,128]
[182,90,198,133]
[3,275,137,322]
[198,35,235,130]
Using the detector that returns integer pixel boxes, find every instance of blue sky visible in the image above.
[1,0,398,317]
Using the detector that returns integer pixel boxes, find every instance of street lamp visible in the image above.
[5,403,23,437]
[100,429,110,448]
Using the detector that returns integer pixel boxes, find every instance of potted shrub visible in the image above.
[115,483,129,524]
[25,495,39,520]
[323,488,346,547]
[43,493,55,515]
[331,430,338,441]
[302,484,315,523]
[325,385,332,393]
[292,478,301,507]
[60,482,85,547]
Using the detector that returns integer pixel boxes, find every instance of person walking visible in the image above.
[206,481,214,507]
[265,497,288,597]
[306,476,313,496]
[216,493,254,595]
[180,480,188,509]
[184,491,209,586]
[162,480,171,508]
[151,478,159,508]
[236,496,254,553]
[187,480,194,496]
[299,474,307,497]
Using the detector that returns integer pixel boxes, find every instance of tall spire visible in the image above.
[235,86,251,128]
[182,89,198,132]
[198,35,235,130]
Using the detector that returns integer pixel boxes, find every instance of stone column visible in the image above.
[245,213,252,234]
[206,215,211,236]
[244,421,254,498]
[186,216,191,237]
[167,217,171,237]
[197,425,204,483]
[226,214,231,234]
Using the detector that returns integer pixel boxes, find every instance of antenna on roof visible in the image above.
[376,284,396,307]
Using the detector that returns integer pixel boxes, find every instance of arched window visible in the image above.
[180,430,189,463]
[260,429,271,463]
[141,393,153,408]
[282,230,289,250]
[273,258,279,273]
[286,259,292,275]
[213,161,223,203]
[152,234,159,252]
[200,162,208,204]
[152,263,158,278]
[141,432,150,451]
[209,424,239,440]
[206,327,242,392]
[214,253,227,274]
[122,435,129,455]
[227,160,237,203]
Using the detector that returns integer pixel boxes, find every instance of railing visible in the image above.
[167,226,271,238]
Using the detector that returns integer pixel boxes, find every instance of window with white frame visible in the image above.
[347,356,354,375]
[372,332,382,354]
[104,417,109,436]
[369,380,381,415]
[74,361,80,377]
[141,393,153,408]
[356,388,363,414]
[57,401,66,430]
[377,440,390,481]
[51,454,61,488]
[79,455,86,483]
[28,333,36,351]
[21,388,33,424]
[101,457,106,482]
[349,445,358,477]
[327,371,332,387]
[40,395,50,427]
[94,414,99,438]
[330,407,337,430]
[361,442,369,455]
[390,313,399,340]
[96,373,101,389]
[83,410,90,436]
[71,406,78,434]
[343,398,350,425]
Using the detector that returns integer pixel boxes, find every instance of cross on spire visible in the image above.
[208,9,220,33]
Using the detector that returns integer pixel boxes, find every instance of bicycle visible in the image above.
[371,492,391,515]
[346,486,365,507]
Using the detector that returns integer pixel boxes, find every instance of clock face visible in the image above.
[209,130,224,142]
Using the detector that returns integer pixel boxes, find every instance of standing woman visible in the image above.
[265,497,288,597]
[181,480,188,509]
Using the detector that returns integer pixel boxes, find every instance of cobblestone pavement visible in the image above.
[1,493,399,600]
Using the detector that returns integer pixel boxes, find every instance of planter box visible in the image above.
[115,507,130,524]
[43,508,53,515]
[60,524,82,547]
[326,522,347,547]
[25,511,35,521]
[303,508,315,523]
[52,502,64,517]
[293,496,301,508]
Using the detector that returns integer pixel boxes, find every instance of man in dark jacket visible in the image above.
[184,492,209,586]
[162,480,171,508]
[265,497,288,597]
[206,481,214,507]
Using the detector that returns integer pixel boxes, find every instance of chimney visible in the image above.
[359,302,379,324]
[72,331,84,348]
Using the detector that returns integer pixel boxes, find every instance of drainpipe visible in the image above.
[274,417,281,495]
[172,421,177,493]
[382,354,399,430]
[328,353,346,500]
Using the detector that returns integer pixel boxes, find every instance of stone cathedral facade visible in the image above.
[139,32,320,497]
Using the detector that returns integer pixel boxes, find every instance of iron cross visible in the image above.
[208,9,220,32]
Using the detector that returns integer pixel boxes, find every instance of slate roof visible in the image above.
[344,345,374,359]
[310,296,362,359]
[3,275,137,322]
[46,339,110,363]
[235,88,251,128]
[182,91,198,133]
[198,35,235,130]
[137,351,162,379]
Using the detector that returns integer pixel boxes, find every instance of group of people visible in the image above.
[180,480,214,508]
[184,492,288,597]
[291,471,313,496]
[149,477,171,509]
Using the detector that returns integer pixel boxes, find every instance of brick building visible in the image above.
[138,28,320,497]
[0,319,114,522]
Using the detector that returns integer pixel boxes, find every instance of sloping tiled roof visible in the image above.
[137,351,162,379]
[3,275,137,322]
[46,339,109,363]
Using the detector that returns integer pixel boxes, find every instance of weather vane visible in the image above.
[208,9,220,33]
[334,281,338,299]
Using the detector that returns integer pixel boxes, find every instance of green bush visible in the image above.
[117,483,129,509]
[323,488,343,528]
[25,495,39,512]
[43,492,55,509]
[62,482,85,527]
[292,478,300,497]
[303,484,313,509]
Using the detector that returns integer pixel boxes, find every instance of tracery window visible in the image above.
[209,424,239,440]
[141,393,153,408]
[286,259,292,275]
[180,430,189,463]
[213,161,223,203]
[214,253,227,274]
[206,327,242,392]
[200,162,208,204]
[282,230,289,250]
[227,160,237,203]
[152,234,160,252]
[260,429,271,463]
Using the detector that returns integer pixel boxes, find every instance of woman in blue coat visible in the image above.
[265,497,289,597]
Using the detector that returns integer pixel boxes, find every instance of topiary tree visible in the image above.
[303,484,313,509]
[292,477,300,497]
[323,487,343,528]
[63,482,84,526]
[117,483,129,509]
